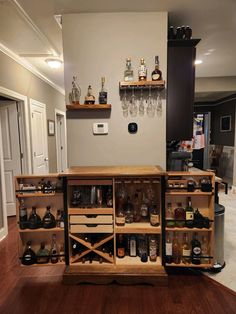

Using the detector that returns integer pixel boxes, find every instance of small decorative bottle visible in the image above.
[84,85,95,104]
[98,77,108,104]
[151,56,162,81]
[69,76,81,104]
[124,58,134,82]
[138,58,147,81]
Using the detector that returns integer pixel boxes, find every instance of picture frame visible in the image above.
[48,119,55,136]
[220,115,231,132]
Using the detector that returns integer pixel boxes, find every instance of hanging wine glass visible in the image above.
[156,90,162,116]
[139,88,145,116]
[146,86,155,117]
[129,86,138,117]
[122,88,129,117]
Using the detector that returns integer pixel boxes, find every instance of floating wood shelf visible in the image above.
[119,80,165,90]
[66,103,111,110]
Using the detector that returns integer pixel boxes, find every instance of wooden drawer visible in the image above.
[70,214,113,224]
[70,224,113,233]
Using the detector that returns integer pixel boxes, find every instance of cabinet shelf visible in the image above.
[119,80,165,90]
[165,263,212,268]
[115,223,161,234]
[20,261,65,267]
[68,208,113,215]
[66,104,111,110]
[19,227,64,233]
[116,256,161,266]
[165,191,213,196]
[16,192,63,198]
[165,227,212,232]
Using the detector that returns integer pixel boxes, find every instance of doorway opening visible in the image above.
[55,109,67,172]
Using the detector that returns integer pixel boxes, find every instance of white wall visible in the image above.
[62,12,167,168]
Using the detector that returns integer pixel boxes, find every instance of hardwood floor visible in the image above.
[0,217,236,314]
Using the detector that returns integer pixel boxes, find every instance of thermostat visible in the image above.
[93,122,108,135]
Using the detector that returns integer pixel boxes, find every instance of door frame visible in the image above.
[0,119,7,240]
[29,98,49,173]
[55,109,67,172]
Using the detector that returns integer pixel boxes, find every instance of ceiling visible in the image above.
[0,0,235,99]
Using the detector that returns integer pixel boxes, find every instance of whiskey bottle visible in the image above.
[129,235,137,257]
[172,232,181,264]
[28,206,42,229]
[151,56,162,81]
[166,202,175,227]
[174,202,185,228]
[22,241,37,265]
[36,242,50,264]
[19,199,27,229]
[50,234,59,264]
[201,235,210,264]
[185,197,194,228]
[149,203,160,227]
[165,232,173,264]
[138,58,147,81]
[182,233,191,264]
[115,203,125,226]
[98,77,108,104]
[84,85,95,104]
[42,206,56,229]
[124,58,134,82]
[117,234,125,258]
[191,232,201,265]
[149,236,158,262]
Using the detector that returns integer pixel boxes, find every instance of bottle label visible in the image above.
[20,209,27,217]
[193,247,201,255]
[183,249,191,257]
[116,216,125,225]
[152,73,160,80]
[139,65,146,77]
[118,247,125,257]
[99,91,107,104]
[150,214,160,225]
[186,212,194,220]
[166,243,172,255]
[130,240,136,256]
[141,204,148,217]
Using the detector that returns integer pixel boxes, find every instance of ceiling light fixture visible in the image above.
[195,59,203,65]
[45,58,63,69]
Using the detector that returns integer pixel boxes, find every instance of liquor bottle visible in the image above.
[201,235,210,264]
[165,232,173,264]
[151,56,162,81]
[149,203,160,227]
[168,26,175,39]
[19,199,27,229]
[181,25,186,39]
[84,85,95,104]
[106,187,113,207]
[50,234,59,264]
[115,203,125,226]
[28,206,42,229]
[182,233,191,264]
[174,202,185,228]
[129,235,137,257]
[133,193,141,222]
[191,232,201,265]
[166,202,175,227]
[185,26,192,40]
[22,241,37,265]
[117,234,125,258]
[98,77,108,104]
[42,206,56,229]
[149,236,158,262]
[124,58,134,82]
[138,58,147,81]
[140,192,149,220]
[125,196,134,224]
[96,186,103,206]
[172,232,181,264]
[36,242,50,264]
[185,197,194,228]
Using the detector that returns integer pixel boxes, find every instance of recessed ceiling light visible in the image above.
[45,58,63,69]
[204,52,211,56]
[195,60,203,65]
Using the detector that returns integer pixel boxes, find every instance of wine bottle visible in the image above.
[22,241,37,265]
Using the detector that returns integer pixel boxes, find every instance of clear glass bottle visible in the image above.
[69,76,81,104]
[50,234,59,264]
[165,232,173,264]
[98,77,108,104]
[191,232,201,265]
[28,206,41,229]
[182,233,191,264]
[151,56,162,81]
[166,202,175,227]
[149,203,160,227]
[22,241,37,265]
[19,199,27,229]
[172,232,181,264]
[124,58,134,82]
[42,206,56,229]
[115,203,125,226]
[125,196,134,223]
[149,236,158,262]
[36,242,50,264]
[185,197,194,228]
[174,202,186,228]
[138,58,147,81]
[201,235,210,264]
[140,192,149,221]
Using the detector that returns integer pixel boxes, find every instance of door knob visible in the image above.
[44,157,49,161]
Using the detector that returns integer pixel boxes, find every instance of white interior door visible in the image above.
[0,101,21,216]
[30,100,49,174]
[55,111,67,172]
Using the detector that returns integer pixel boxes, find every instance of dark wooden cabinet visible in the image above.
[167,39,200,141]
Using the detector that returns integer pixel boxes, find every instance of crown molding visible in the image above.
[0,42,65,95]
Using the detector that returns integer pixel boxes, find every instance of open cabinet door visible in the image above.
[0,118,8,241]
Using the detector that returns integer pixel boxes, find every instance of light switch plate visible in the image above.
[93,122,108,134]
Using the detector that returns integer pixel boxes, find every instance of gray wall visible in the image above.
[62,12,167,169]
[0,51,65,172]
